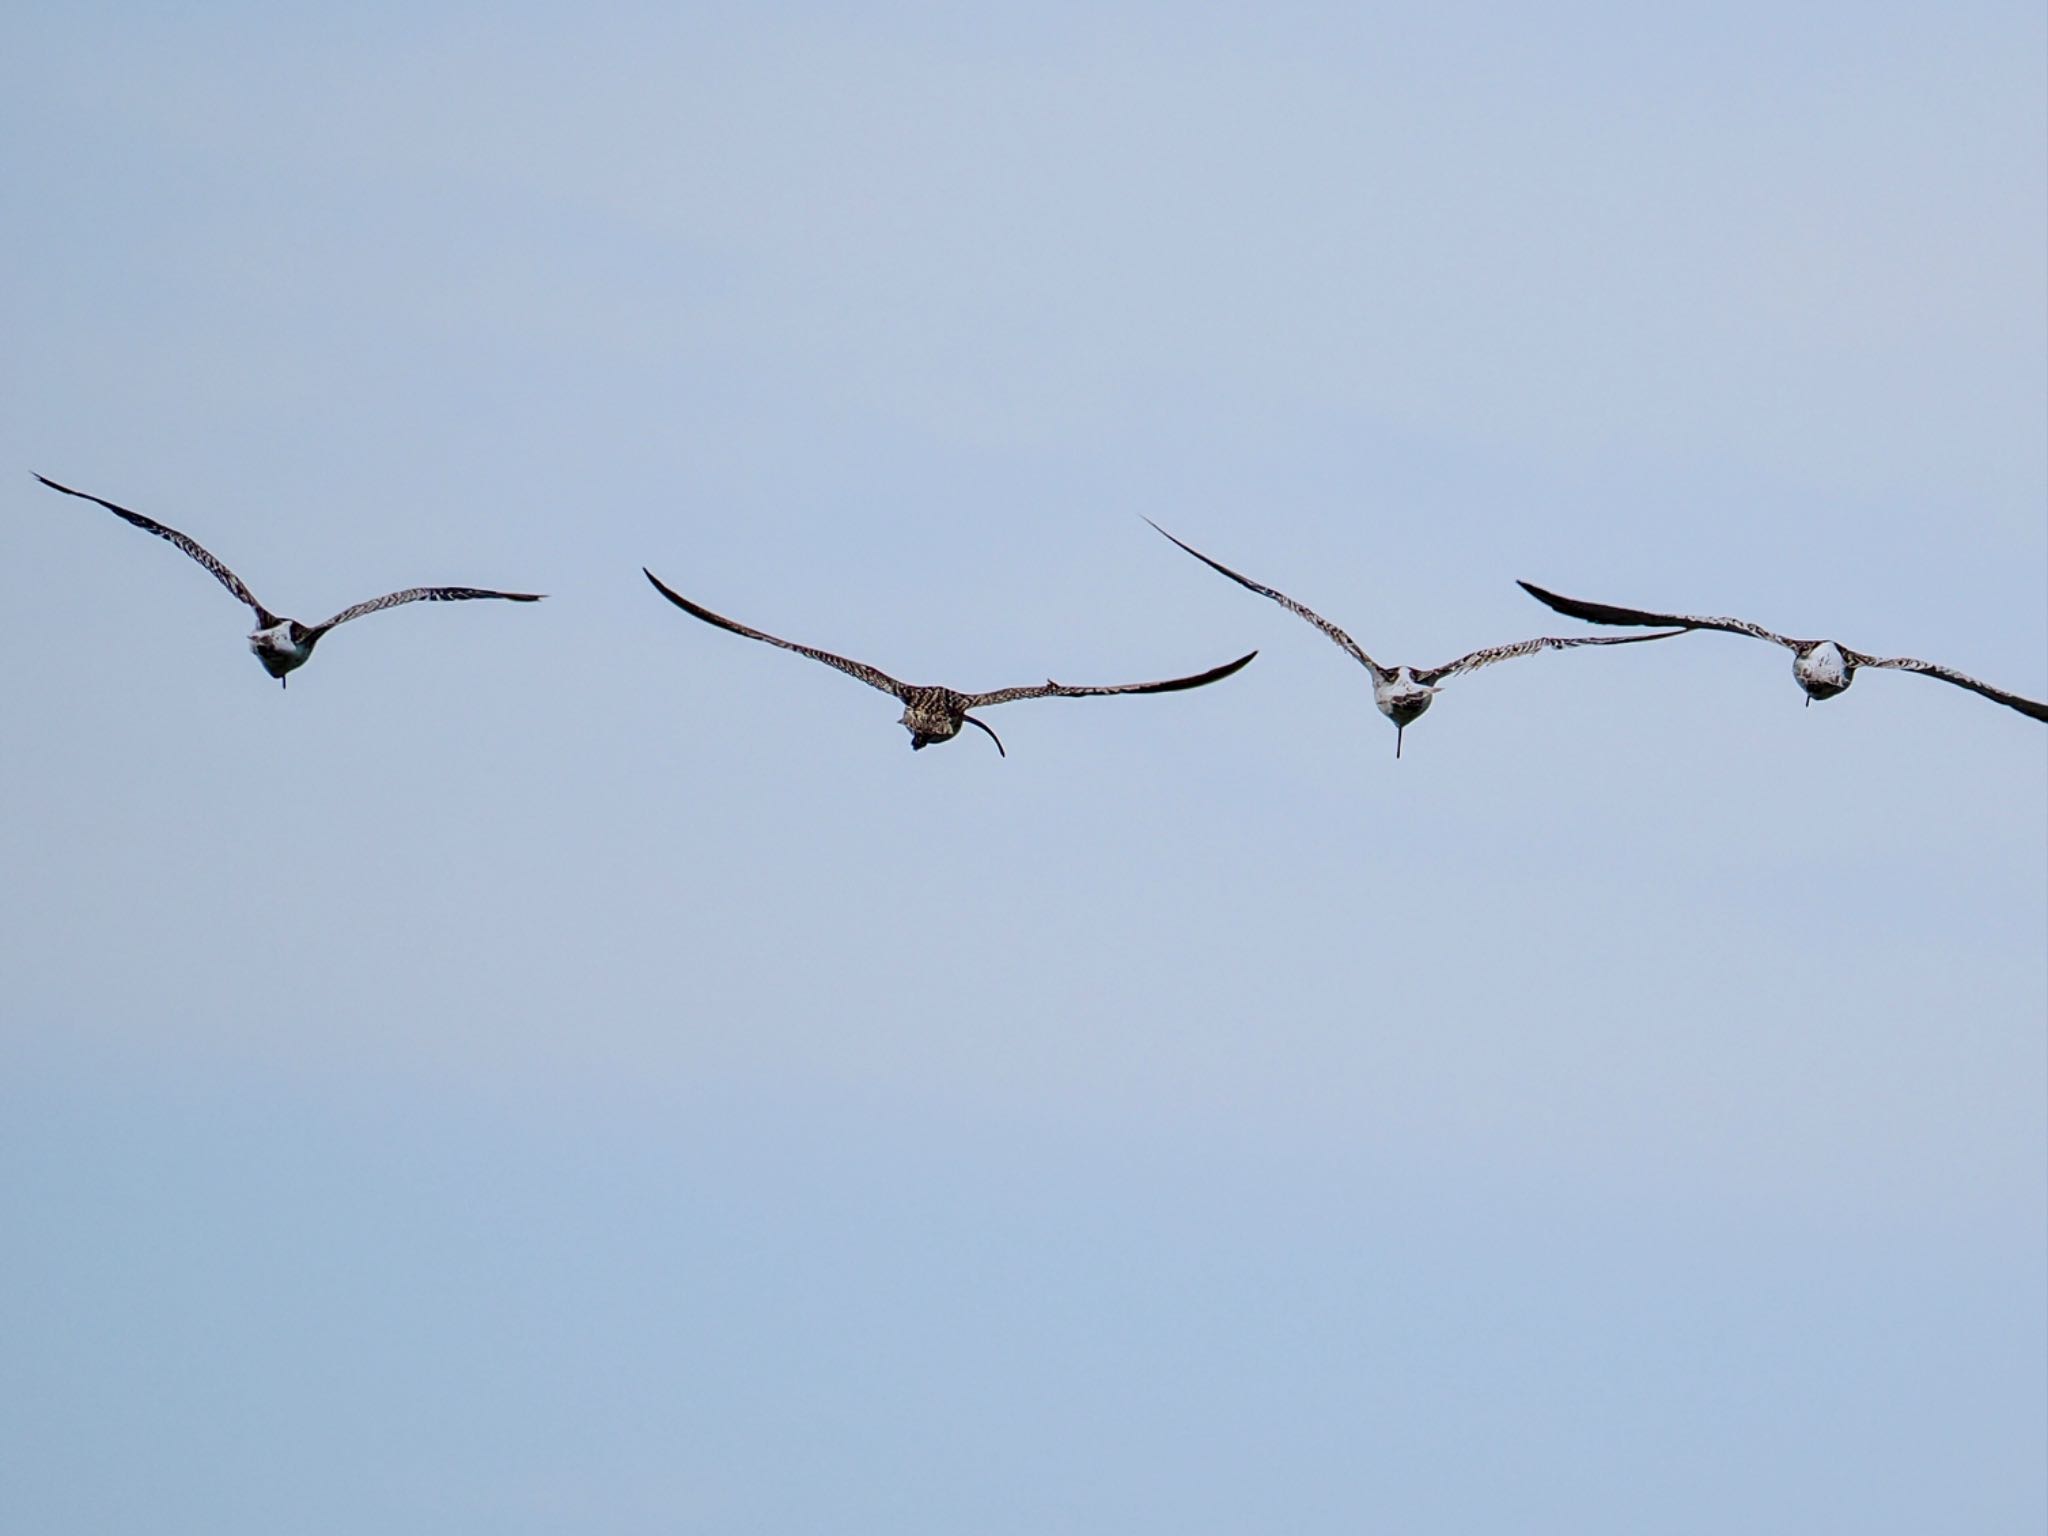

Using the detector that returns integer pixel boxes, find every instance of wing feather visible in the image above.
[1516,580,1798,649]
[1844,650,2048,721]
[1147,520,1383,677]
[1415,630,1686,685]
[37,473,274,621]
[310,586,543,636]
[642,568,905,696]
[961,650,1256,708]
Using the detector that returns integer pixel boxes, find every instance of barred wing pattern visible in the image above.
[1515,580,1799,650]
[36,473,275,621]
[1146,520,1384,678]
[1416,630,1685,686]
[961,650,1257,709]
[643,568,907,696]
[311,585,544,636]
[1844,651,2048,722]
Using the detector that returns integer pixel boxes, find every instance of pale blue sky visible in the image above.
[2,4,2043,1531]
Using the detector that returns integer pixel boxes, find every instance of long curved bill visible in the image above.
[963,715,1007,757]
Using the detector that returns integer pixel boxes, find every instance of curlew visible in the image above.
[643,567,1254,756]
[1516,580,2048,722]
[35,474,543,687]
[1148,521,1681,757]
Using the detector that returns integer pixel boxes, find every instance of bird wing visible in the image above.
[960,650,1257,708]
[309,586,544,637]
[1147,520,1384,678]
[643,568,905,696]
[37,472,275,622]
[1414,630,1687,686]
[1842,650,2048,722]
[1515,580,1799,649]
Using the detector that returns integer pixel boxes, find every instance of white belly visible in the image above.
[249,623,311,677]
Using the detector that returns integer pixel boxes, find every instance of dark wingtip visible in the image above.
[1141,516,1205,559]
[1143,647,1259,694]
[1143,516,1193,551]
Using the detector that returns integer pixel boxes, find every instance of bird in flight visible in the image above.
[1147,521,1682,757]
[35,474,544,687]
[643,567,1254,757]
[1516,580,2048,722]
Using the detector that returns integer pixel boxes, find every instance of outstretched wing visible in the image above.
[37,472,275,621]
[1415,630,1686,686]
[642,568,905,696]
[1147,520,1384,678]
[1844,650,2048,722]
[960,650,1256,709]
[1515,580,1799,650]
[310,586,543,636]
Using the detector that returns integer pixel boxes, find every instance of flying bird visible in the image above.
[1516,580,2048,722]
[1147,521,1682,757]
[643,567,1254,757]
[34,474,543,687]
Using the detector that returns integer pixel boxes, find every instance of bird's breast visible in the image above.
[1375,678,1435,725]
[1794,642,1852,698]
[898,690,963,740]
[248,623,310,675]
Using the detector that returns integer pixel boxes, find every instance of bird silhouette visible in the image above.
[643,567,1253,757]
[1516,580,2047,721]
[36,474,542,687]
[1149,521,1681,757]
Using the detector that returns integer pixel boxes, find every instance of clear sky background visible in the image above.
[2,4,2043,1531]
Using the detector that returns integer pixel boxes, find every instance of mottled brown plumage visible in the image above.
[643,567,1253,756]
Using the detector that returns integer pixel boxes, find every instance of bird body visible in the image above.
[35,474,543,687]
[1792,640,1852,703]
[1373,668,1439,738]
[248,619,315,681]
[898,686,981,749]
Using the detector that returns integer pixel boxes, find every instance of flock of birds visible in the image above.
[33,472,2048,755]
